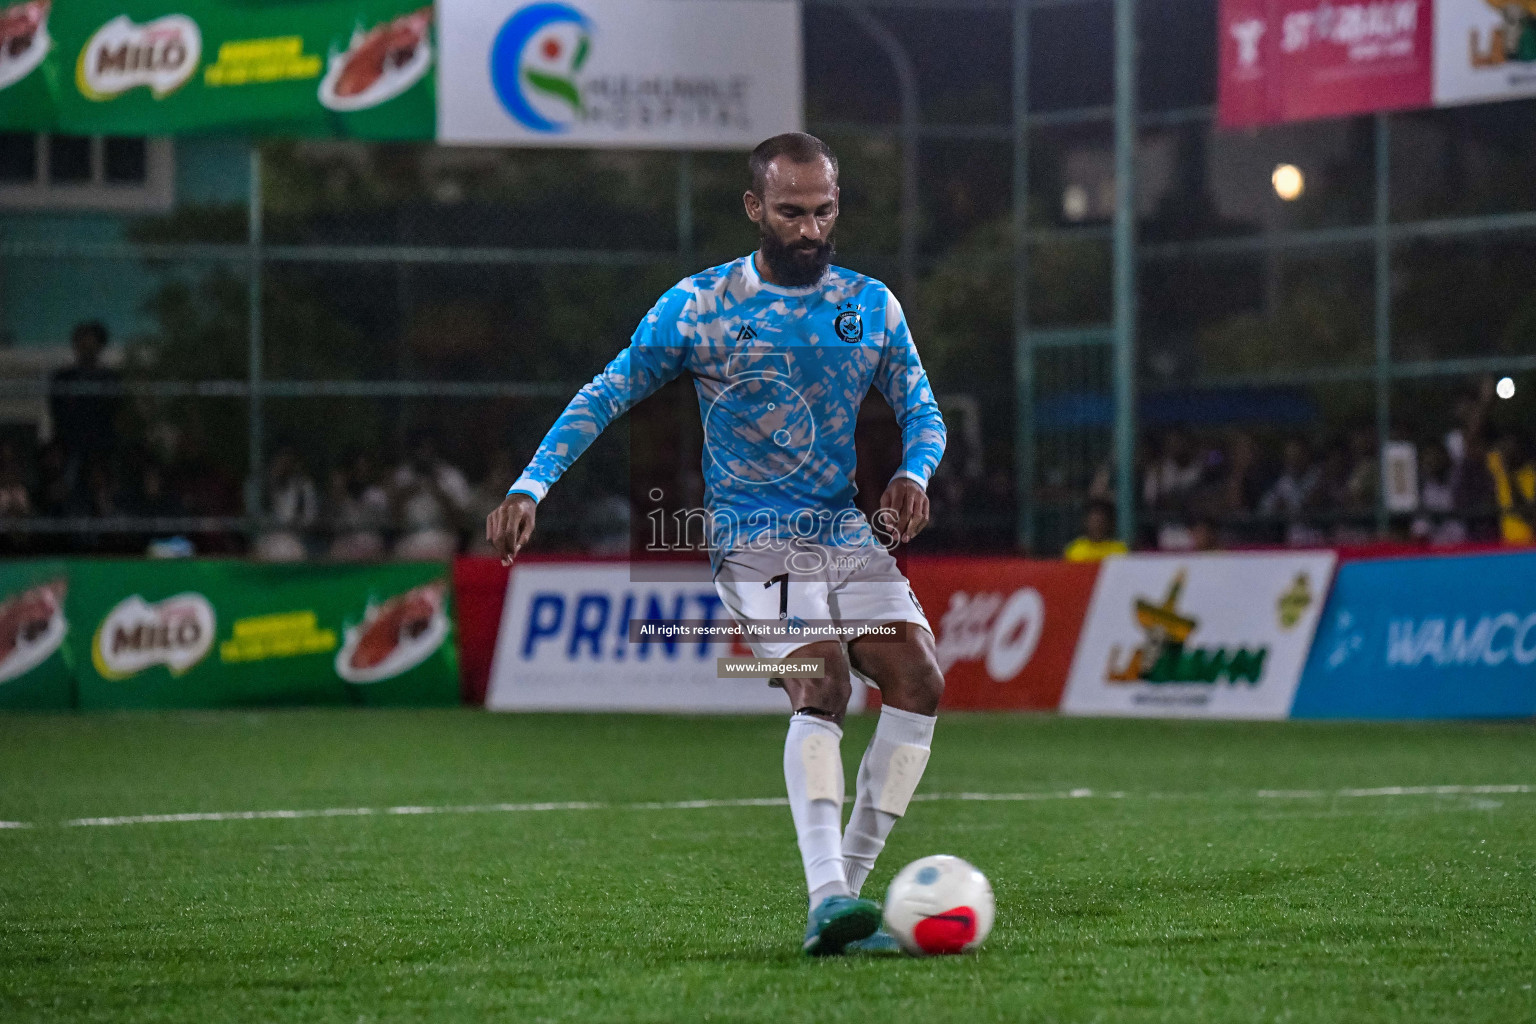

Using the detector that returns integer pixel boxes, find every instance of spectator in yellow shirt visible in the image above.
[1487,433,1536,545]
[1064,499,1129,562]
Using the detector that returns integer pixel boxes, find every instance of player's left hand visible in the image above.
[878,477,930,545]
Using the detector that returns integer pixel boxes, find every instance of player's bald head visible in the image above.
[748,133,838,197]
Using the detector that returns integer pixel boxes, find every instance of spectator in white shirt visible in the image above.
[391,431,471,560]
[1143,429,1204,515]
[1260,438,1324,546]
[328,451,391,561]
[255,444,319,562]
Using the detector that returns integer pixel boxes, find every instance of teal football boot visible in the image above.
[802,895,882,956]
[844,928,902,955]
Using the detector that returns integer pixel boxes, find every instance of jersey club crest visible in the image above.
[834,304,864,344]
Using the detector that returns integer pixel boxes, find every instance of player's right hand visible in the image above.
[487,493,537,566]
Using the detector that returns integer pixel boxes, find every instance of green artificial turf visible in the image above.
[1,710,1534,1023]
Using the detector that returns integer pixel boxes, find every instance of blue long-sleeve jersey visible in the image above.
[509,255,946,560]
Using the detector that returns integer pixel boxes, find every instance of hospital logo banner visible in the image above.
[437,0,803,148]
[1061,553,1336,720]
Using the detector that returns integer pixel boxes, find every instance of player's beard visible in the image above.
[759,227,834,288]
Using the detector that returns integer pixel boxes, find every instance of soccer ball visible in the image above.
[884,854,995,956]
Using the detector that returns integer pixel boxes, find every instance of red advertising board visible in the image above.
[1219,0,1432,127]
[452,556,511,705]
[907,557,1099,712]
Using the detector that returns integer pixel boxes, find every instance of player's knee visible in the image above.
[890,654,944,716]
[812,653,854,710]
[787,648,851,718]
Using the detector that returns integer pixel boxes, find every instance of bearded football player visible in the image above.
[487,132,948,956]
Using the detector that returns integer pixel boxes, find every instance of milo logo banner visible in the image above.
[1061,553,1337,720]
[0,0,435,137]
[0,561,73,711]
[68,560,457,709]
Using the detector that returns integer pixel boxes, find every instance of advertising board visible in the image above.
[70,560,458,709]
[485,562,845,712]
[910,557,1098,712]
[438,0,802,148]
[1218,0,1432,126]
[1433,0,1536,106]
[0,561,73,711]
[1061,553,1337,719]
[1293,551,1536,718]
[1219,0,1536,126]
[0,0,436,137]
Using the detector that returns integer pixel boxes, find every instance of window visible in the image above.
[0,134,174,212]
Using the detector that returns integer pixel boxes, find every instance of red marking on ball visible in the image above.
[912,906,977,954]
[542,37,561,59]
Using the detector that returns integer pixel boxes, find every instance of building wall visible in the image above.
[0,137,250,351]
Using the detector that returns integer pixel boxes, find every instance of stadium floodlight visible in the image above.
[1062,184,1090,222]
[1272,164,1305,201]
[1497,376,1516,400]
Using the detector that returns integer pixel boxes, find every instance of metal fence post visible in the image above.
[1112,0,1138,544]
[677,151,695,273]
[245,145,264,528]
[841,2,919,303]
[1374,113,1391,536]
[1013,0,1034,552]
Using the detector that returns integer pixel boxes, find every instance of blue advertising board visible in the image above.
[1293,551,1536,719]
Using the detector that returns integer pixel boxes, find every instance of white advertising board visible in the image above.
[1434,0,1536,107]
[486,563,859,713]
[438,0,803,148]
[1060,553,1337,720]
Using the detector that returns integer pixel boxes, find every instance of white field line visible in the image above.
[1255,784,1534,799]
[0,783,1517,831]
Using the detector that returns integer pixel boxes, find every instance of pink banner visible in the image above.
[1219,0,1433,127]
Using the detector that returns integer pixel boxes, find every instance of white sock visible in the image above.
[783,714,850,908]
[843,705,936,897]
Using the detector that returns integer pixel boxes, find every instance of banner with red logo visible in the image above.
[909,557,1099,712]
[67,559,459,710]
[0,0,437,138]
[0,561,72,711]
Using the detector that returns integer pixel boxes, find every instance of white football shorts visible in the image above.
[713,538,932,664]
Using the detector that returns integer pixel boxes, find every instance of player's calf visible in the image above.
[842,628,942,898]
[781,641,861,952]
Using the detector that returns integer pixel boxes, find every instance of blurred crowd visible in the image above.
[251,434,558,562]
[0,426,535,561]
[1081,378,1534,555]
[7,323,1531,562]
[0,320,546,560]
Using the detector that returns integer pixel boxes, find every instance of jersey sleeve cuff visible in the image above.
[890,470,929,491]
[507,476,548,503]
